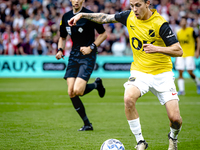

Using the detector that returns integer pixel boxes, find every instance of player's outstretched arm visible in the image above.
[68,13,118,26]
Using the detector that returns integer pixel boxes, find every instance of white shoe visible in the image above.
[135,140,148,150]
[168,132,178,150]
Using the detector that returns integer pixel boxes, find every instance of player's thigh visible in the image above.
[165,99,181,120]
[175,57,185,70]
[185,56,195,70]
[67,77,76,97]
[73,77,87,94]
[124,84,141,103]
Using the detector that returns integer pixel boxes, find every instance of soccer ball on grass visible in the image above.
[100,139,125,150]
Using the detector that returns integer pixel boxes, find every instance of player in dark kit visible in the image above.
[55,0,107,131]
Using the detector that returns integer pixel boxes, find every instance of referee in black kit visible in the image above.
[55,0,107,131]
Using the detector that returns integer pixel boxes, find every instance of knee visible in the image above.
[73,88,84,96]
[124,94,136,109]
[187,70,193,75]
[170,116,182,129]
[68,87,84,97]
[68,89,75,98]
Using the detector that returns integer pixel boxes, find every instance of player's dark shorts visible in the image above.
[64,55,96,81]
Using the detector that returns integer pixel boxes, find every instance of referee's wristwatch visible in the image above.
[90,43,97,51]
[57,48,63,53]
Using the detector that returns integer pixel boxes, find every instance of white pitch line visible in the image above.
[0,102,200,105]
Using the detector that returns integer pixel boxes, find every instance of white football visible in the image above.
[100,139,125,150]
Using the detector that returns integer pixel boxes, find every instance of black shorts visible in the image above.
[64,55,96,81]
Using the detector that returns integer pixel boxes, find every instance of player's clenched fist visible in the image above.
[56,51,64,60]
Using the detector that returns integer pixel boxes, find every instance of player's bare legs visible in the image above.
[165,100,182,150]
[124,85,148,149]
[165,100,182,131]
[67,77,105,131]
[67,77,76,98]
[188,70,196,80]
[73,77,87,96]
[124,85,140,120]
[67,77,93,131]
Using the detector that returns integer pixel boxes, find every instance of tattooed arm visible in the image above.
[68,13,118,26]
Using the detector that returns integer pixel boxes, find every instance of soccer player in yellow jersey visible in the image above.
[175,17,200,95]
[68,0,183,149]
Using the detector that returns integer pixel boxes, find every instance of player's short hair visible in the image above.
[143,0,148,3]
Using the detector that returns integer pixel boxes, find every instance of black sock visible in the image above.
[70,96,90,125]
[83,83,97,95]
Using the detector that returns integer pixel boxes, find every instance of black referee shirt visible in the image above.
[60,7,105,56]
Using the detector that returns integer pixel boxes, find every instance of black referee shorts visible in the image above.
[64,55,96,81]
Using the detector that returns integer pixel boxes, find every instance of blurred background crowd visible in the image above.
[0,0,200,56]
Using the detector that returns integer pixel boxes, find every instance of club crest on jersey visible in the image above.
[129,77,136,82]
[78,27,83,33]
[149,30,155,37]
[66,27,71,35]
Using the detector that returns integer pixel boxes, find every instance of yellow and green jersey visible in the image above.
[177,27,196,57]
[115,9,178,75]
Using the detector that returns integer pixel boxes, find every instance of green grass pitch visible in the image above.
[0,78,200,150]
